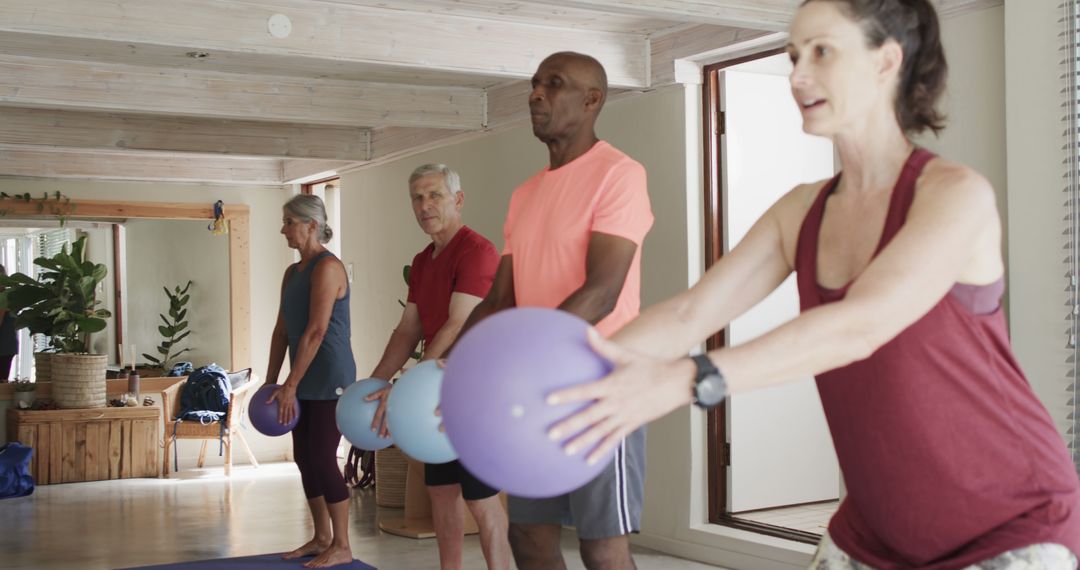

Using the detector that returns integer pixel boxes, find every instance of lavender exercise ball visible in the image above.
[441,308,615,498]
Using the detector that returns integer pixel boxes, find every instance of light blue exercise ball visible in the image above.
[386,361,457,464]
[336,378,394,451]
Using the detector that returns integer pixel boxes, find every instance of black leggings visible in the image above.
[291,399,349,504]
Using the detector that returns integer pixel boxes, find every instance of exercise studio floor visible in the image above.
[0,462,724,570]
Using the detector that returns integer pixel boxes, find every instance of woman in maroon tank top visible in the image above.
[545,0,1080,568]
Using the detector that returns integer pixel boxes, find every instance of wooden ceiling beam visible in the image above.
[0,107,371,161]
[936,0,1003,18]
[0,148,283,186]
[650,25,776,87]
[281,159,354,185]
[0,0,648,87]
[538,0,1000,31]
[535,0,797,31]
[0,55,484,130]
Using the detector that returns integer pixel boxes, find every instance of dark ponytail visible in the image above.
[803,0,948,136]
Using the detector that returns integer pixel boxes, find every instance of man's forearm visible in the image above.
[558,284,618,326]
[370,328,421,380]
[423,320,465,361]
[446,298,503,355]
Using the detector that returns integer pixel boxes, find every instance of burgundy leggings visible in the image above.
[291,399,349,504]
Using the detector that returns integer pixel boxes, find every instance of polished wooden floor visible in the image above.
[0,462,723,570]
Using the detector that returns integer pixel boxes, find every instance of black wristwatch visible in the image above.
[691,354,728,409]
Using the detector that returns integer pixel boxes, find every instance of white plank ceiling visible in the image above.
[0,0,1000,185]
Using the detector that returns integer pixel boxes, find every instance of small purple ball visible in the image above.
[249,384,300,436]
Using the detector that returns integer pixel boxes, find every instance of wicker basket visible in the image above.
[50,353,108,409]
[34,352,53,382]
[375,446,408,508]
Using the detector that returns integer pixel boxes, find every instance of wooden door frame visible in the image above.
[703,49,821,545]
[301,176,340,195]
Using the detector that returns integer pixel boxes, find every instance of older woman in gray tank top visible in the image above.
[265,194,357,569]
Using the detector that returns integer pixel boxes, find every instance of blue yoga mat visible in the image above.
[117,553,377,569]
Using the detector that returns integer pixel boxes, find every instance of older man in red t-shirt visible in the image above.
[367,164,510,570]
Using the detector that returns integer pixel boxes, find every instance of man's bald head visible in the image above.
[528,51,608,147]
[539,52,608,110]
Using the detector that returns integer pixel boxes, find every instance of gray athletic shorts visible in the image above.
[810,532,1078,569]
[508,427,645,540]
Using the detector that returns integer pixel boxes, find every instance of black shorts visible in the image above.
[424,460,499,501]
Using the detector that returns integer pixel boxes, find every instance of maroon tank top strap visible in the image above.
[875,148,936,252]
[795,175,839,309]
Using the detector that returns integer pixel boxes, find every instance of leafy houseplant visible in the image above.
[0,235,111,408]
[143,281,193,370]
[0,235,111,354]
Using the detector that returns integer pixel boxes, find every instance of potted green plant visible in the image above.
[142,281,193,373]
[0,236,111,408]
[0,265,59,381]
[12,378,35,409]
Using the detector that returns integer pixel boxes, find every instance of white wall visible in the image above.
[1003,0,1073,433]
[125,219,231,370]
[339,125,546,375]
[339,89,693,370]
[915,5,1009,309]
[0,177,295,466]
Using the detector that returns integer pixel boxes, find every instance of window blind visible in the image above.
[1062,0,1079,472]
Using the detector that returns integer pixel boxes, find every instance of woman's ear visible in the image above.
[877,38,904,85]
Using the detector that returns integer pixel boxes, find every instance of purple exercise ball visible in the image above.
[441,307,615,498]
[249,384,300,436]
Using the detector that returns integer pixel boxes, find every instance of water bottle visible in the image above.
[127,366,140,401]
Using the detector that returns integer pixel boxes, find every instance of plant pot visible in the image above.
[50,353,108,409]
[12,391,34,409]
[34,352,53,382]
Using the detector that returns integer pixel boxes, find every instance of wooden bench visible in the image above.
[6,406,160,484]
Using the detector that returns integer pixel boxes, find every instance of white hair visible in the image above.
[283,194,333,244]
[408,163,462,195]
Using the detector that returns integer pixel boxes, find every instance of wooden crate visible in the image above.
[6,407,160,484]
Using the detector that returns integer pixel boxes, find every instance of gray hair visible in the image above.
[284,194,333,244]
[408,164,461,195]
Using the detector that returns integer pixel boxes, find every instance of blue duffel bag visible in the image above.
[0,442,34,499]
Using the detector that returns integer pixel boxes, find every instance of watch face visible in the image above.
[696,374,727,407]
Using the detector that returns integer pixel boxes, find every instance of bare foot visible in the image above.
[303,544,353,568]
[283,537,331,560]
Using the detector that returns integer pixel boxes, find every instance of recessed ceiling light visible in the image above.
[185,51,210,59]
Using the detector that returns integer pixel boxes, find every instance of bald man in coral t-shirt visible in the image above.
[451,51,654,570]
